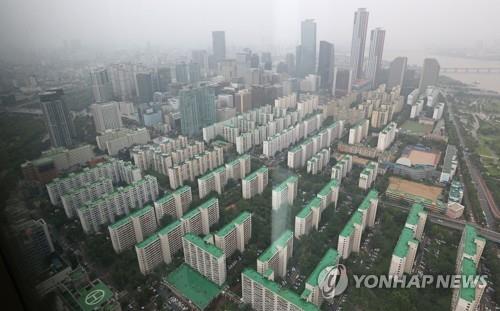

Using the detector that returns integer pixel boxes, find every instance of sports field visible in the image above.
[165,264,222,310]
[388,177,443,202]
[401,120,434,135]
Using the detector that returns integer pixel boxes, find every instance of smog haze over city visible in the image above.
[0,1,500,311]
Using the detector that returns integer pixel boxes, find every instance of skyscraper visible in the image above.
[175,62,189,84]
[387,57,408,90]
[179,84,216,136]
[189,62,201,83]
[350,8,369,80]
[317,41,335,90]
[135,72,154,103]
[191,49,209,77]
[212,31,226,62]
[298,19,317,77]
[285,53,295,76]
[156,67,172,92]
[90,67,113,102]
[40,88,75,148]
[366,28,386,87]
[419,58,440,92]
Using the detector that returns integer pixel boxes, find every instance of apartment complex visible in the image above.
[135,198,220,274]
[77,175,159,234]
[213,211,252,257]
[295,179,340,239]
[153,185,192,220]
[302,249,340,307]
[61,178,113,218]
[182,233,226,286]
[388,204,427,277]
[376,122,397,151]
[47,159,141,205]
[242,166,269,199]
[359,161,378,190]
[272,175,298,210]
[348,119,369,144]
[331,154,353,181]
[338,190,378,259]
[198,166,227,199]
[108,204,158,253]
[167,147,224,189]
[257,230,294,279]
[440,145,458,183]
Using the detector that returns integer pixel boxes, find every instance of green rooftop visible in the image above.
[258,230,293,262]
[183,233,224,258]
[215,212,251,238]
[157,219,182,236]
[243,166,268,182]
[76,280,114,311]
[317,179,340,197]
[296,197,321,219]
[136,233,159,249]
[463,225,484,257]
[273,175,298,192]
[459,258,479,302]
[242,269,319,311]
[406,204,425,227]
[393,227,418,258]
[340,211,363,237]
[165,264,222,310]
[305,249,339,287]
[358,189,378,212]
[108,205,153,230]
[155,185,191,205]
[198,197,218,210]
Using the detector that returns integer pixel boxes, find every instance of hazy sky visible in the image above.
[1,0,499,55]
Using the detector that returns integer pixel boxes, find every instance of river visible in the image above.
[384,50,500,93]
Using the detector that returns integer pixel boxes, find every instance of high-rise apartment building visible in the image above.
[40,89,75,148]
[225,154,251,180]
[198,166,227,199]
[387,57,407,90]
[338,190,378,259]
[90,101,123,133]
[212,31,226,62]
[317,41,335,90]
[350,8,369,80]
[419,58,440,92]
[179,84,217,136]
[348,119,369,144]
[61,178,114,218]
[241,268,319,311]
[214,211,252,257]
[108,204,158,253]
[77,175,159,234]
[154,185,192,220]
[366,28,386,87]
[90,67,114,102]
[257,230,293,278]
[377,121,397,151]
[331,154,353,181]
[389,204,427,277]
[182,233,226,286]
[358,161,378,190]
[271,175,298,211]
[242,166,269,199]
[298,19,317,77]
[302,249,340,307]
[135,72,154,103]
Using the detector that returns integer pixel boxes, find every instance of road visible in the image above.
[447,99,499,227]
[381,201,500,244]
